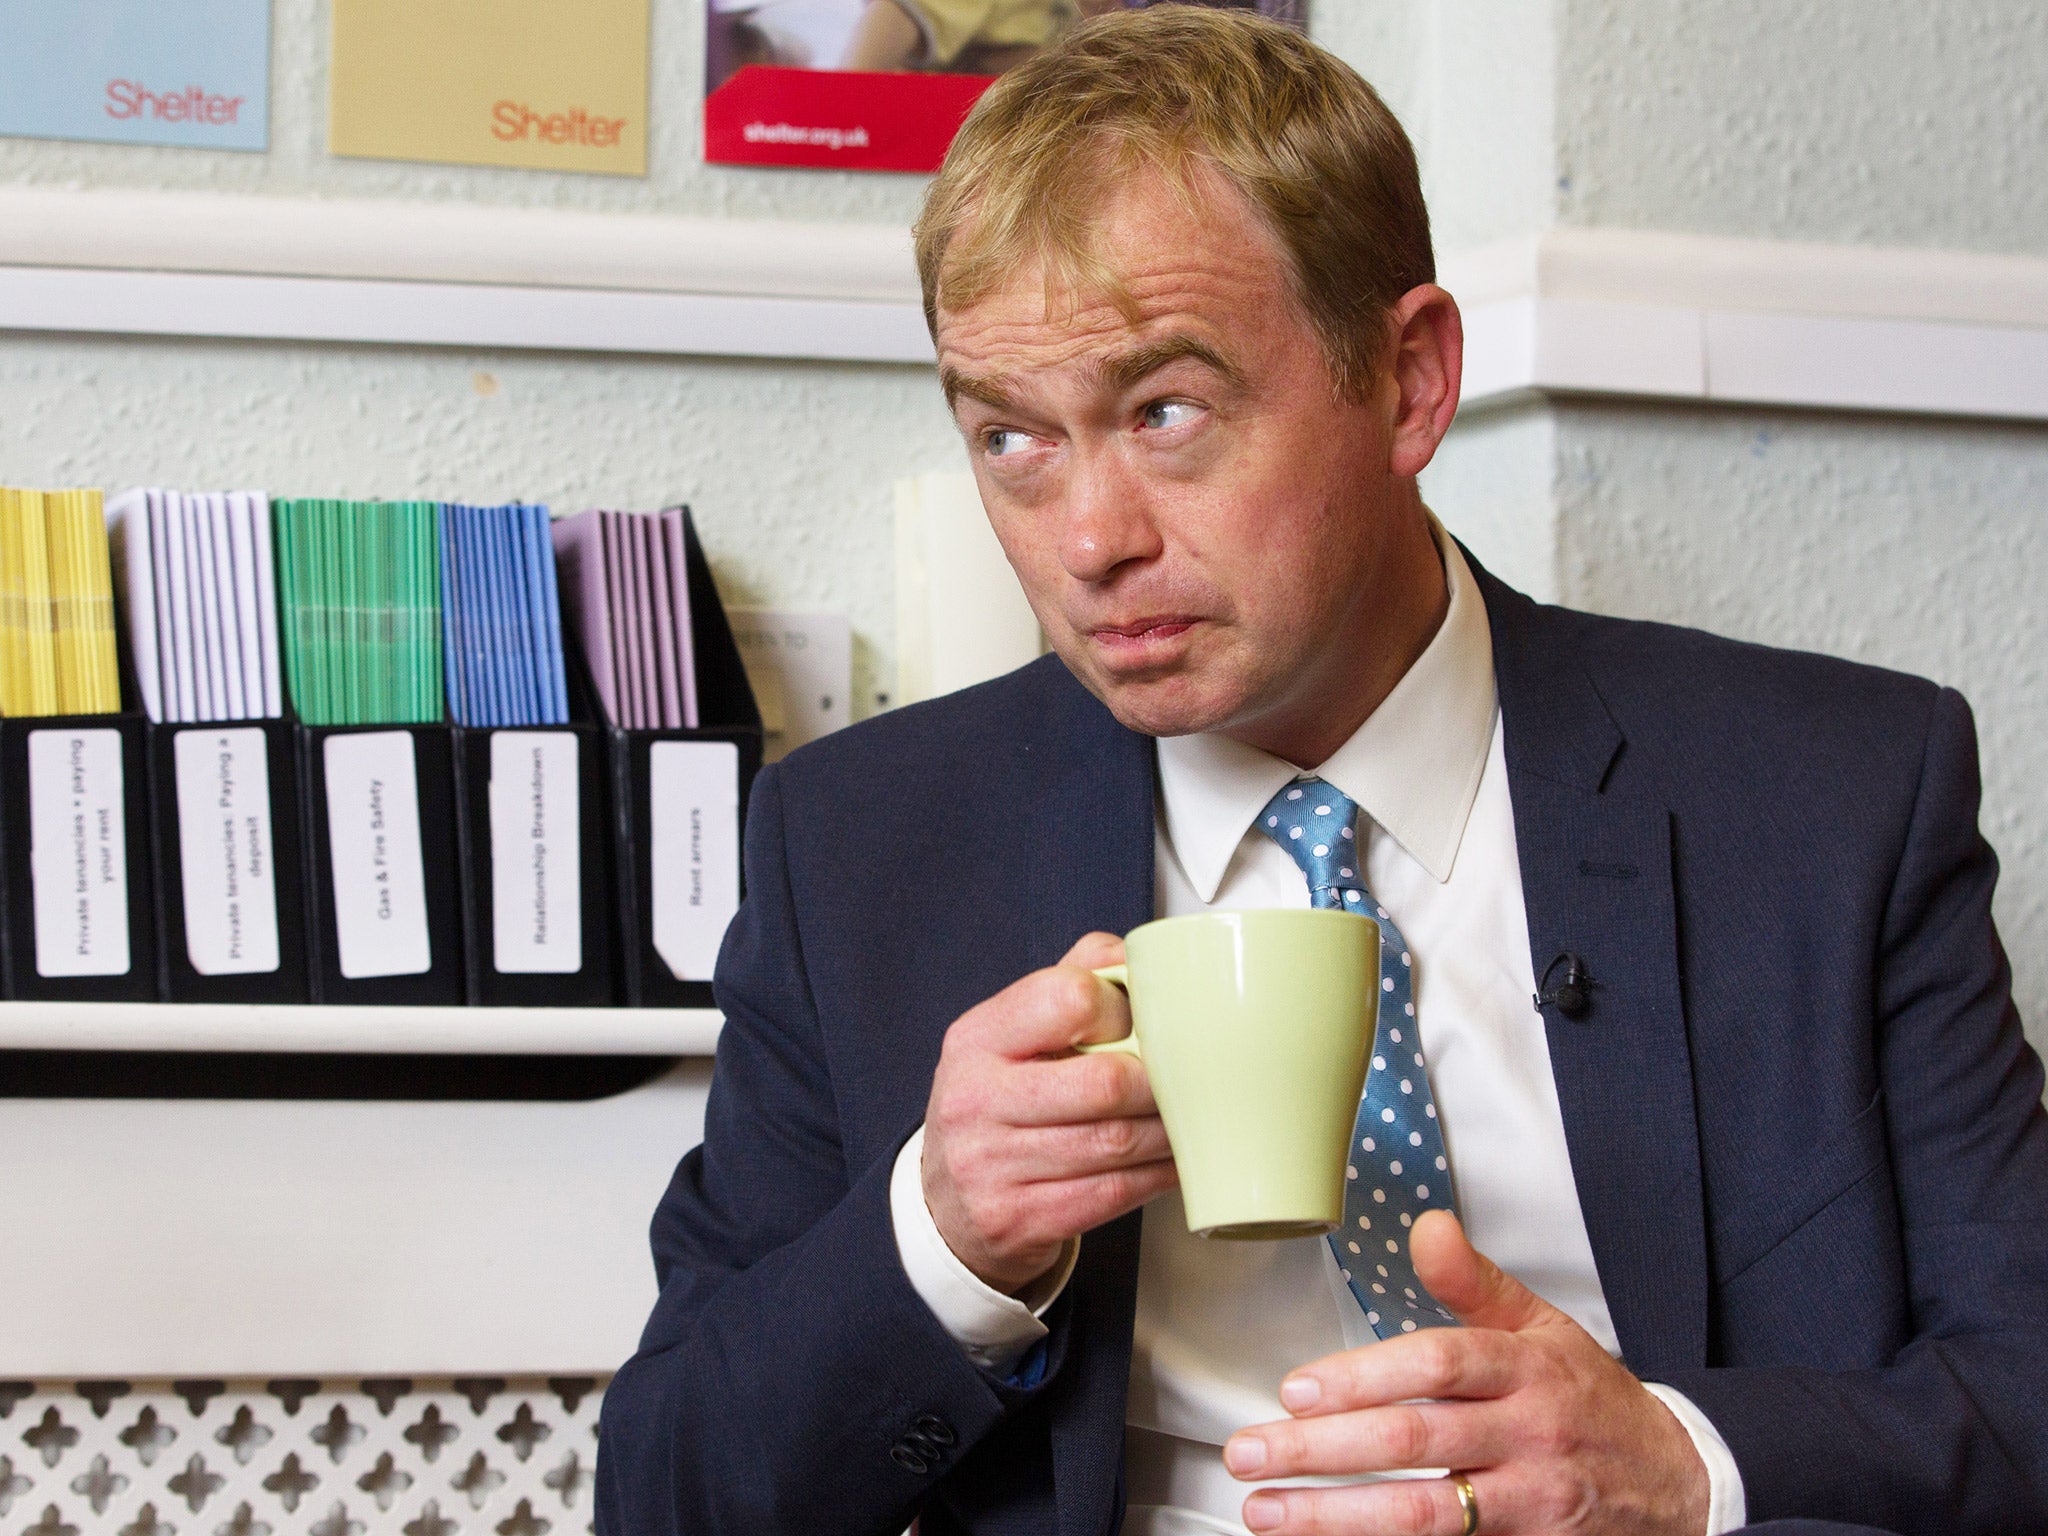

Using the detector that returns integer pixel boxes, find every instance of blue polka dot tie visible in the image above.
[1259,777,1459,1337]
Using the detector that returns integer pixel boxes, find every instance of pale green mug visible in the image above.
[1083,907,1380,1240]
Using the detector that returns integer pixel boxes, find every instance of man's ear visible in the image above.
[1382,285,1464,479]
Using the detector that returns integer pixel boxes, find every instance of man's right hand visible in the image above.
[921,931,1178,1295]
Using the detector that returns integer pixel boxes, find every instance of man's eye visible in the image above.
[984,428,1033,457]
[1141,401,1199,430]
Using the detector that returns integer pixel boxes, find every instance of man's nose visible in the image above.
[1057,449,1161,583]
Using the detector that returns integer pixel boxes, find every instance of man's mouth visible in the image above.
[1084,617,1202,670]
[1090,617,1198,642]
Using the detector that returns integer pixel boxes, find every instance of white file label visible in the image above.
[324,730,432,979]
[175,727,281,975]
[29,728,130,977]
[490,731,581,974]
[649,740,739,981]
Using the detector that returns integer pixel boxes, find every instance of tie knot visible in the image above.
[1258,777,1363,903]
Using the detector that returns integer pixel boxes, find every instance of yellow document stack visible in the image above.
[0,487,121,715]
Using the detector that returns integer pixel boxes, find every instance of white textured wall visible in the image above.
[1317,4,1556,259]
[1421,403,1559,602]
[1554,0,2048,253]
[1337,0,2048,256]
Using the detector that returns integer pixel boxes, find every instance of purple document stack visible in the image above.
[551,509,699,729]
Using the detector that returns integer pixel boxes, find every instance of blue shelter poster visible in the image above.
[0,0,271,151]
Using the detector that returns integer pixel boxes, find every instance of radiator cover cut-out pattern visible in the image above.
[0,1379,602,1536]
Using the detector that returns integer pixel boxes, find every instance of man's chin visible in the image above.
[1065,661,1246,741]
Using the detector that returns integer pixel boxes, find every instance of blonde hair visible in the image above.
[913,6,1433,398]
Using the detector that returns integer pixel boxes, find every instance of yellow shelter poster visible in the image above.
[330,0,648,175]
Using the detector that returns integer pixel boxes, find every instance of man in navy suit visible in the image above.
[597,10,2048,1535]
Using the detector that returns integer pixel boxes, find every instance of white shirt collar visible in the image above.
[1155,517,1497,899]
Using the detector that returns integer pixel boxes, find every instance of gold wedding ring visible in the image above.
[1449,1472,1480,1536]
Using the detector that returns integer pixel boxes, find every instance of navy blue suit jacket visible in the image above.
[597,565,2048,1536]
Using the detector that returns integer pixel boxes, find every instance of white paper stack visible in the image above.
[894,472,1043,705]
[105,488,283,722]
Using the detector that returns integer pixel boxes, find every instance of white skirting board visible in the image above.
[0,185,921,302]
[1440,226,2048,420]
[0,263,934,366]
[2,189,2045,417]
[1456,294,2048,420]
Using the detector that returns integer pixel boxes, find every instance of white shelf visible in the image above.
[1445,228,2048,422]
[7,190,2046,415]
[0,1000,722,1055]
[0,265,934,365]
[0,186,934,365]
[0,186,923,303]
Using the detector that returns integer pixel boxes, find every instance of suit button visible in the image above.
[890,1443,930,1475]
[912,1414,957,1448]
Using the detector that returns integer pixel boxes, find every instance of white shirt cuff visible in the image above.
[1642,1382,1747,1536]
[888,1124,1081,1376]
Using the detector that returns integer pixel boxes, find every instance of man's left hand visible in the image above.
[1223,1210,1709,1535]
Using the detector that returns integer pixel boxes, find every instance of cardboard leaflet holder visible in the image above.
[0,669,158,1002]
[452,661,616,1007]
[299,721,468,1006]
[147,714,310,1003]
[607,509,762,1008]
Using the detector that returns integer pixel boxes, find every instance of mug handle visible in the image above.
[1076,963,1140,1057]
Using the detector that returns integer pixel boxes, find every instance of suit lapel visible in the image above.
[1480,567,1709,1378]
[1025,667,1158,966]
[1026,669,1155,1536]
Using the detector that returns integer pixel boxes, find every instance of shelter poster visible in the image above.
[705,0,1305,173]
[0,0,270,152]
[330,0,648,175]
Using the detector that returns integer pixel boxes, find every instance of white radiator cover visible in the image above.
[0,1377,603,1536]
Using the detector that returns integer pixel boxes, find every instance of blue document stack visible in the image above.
[439,502,570,727]
[437,501,609,1007]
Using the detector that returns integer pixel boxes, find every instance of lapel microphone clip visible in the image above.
[1535,952,1595,1019]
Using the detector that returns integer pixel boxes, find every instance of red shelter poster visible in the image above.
[705,0,1306,173]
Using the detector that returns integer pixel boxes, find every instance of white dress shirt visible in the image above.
[891,525,1744,1536]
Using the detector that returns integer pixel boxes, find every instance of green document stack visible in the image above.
[273,498,445,726]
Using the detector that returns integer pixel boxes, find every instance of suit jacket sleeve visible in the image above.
[1661,688,2048,1531]
[595,762,1064,1536]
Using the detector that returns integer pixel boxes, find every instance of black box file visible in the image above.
[0,709,159,1001]
[607,508,763,1008]
[453,702,616,1008]
[300,722,467,1006]
[147,716,310,1004]
[609,723,762,1008]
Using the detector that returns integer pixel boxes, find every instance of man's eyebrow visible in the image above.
[939,366,1014,412]
[939,336,1244,413]
[1094,335,1245,395]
